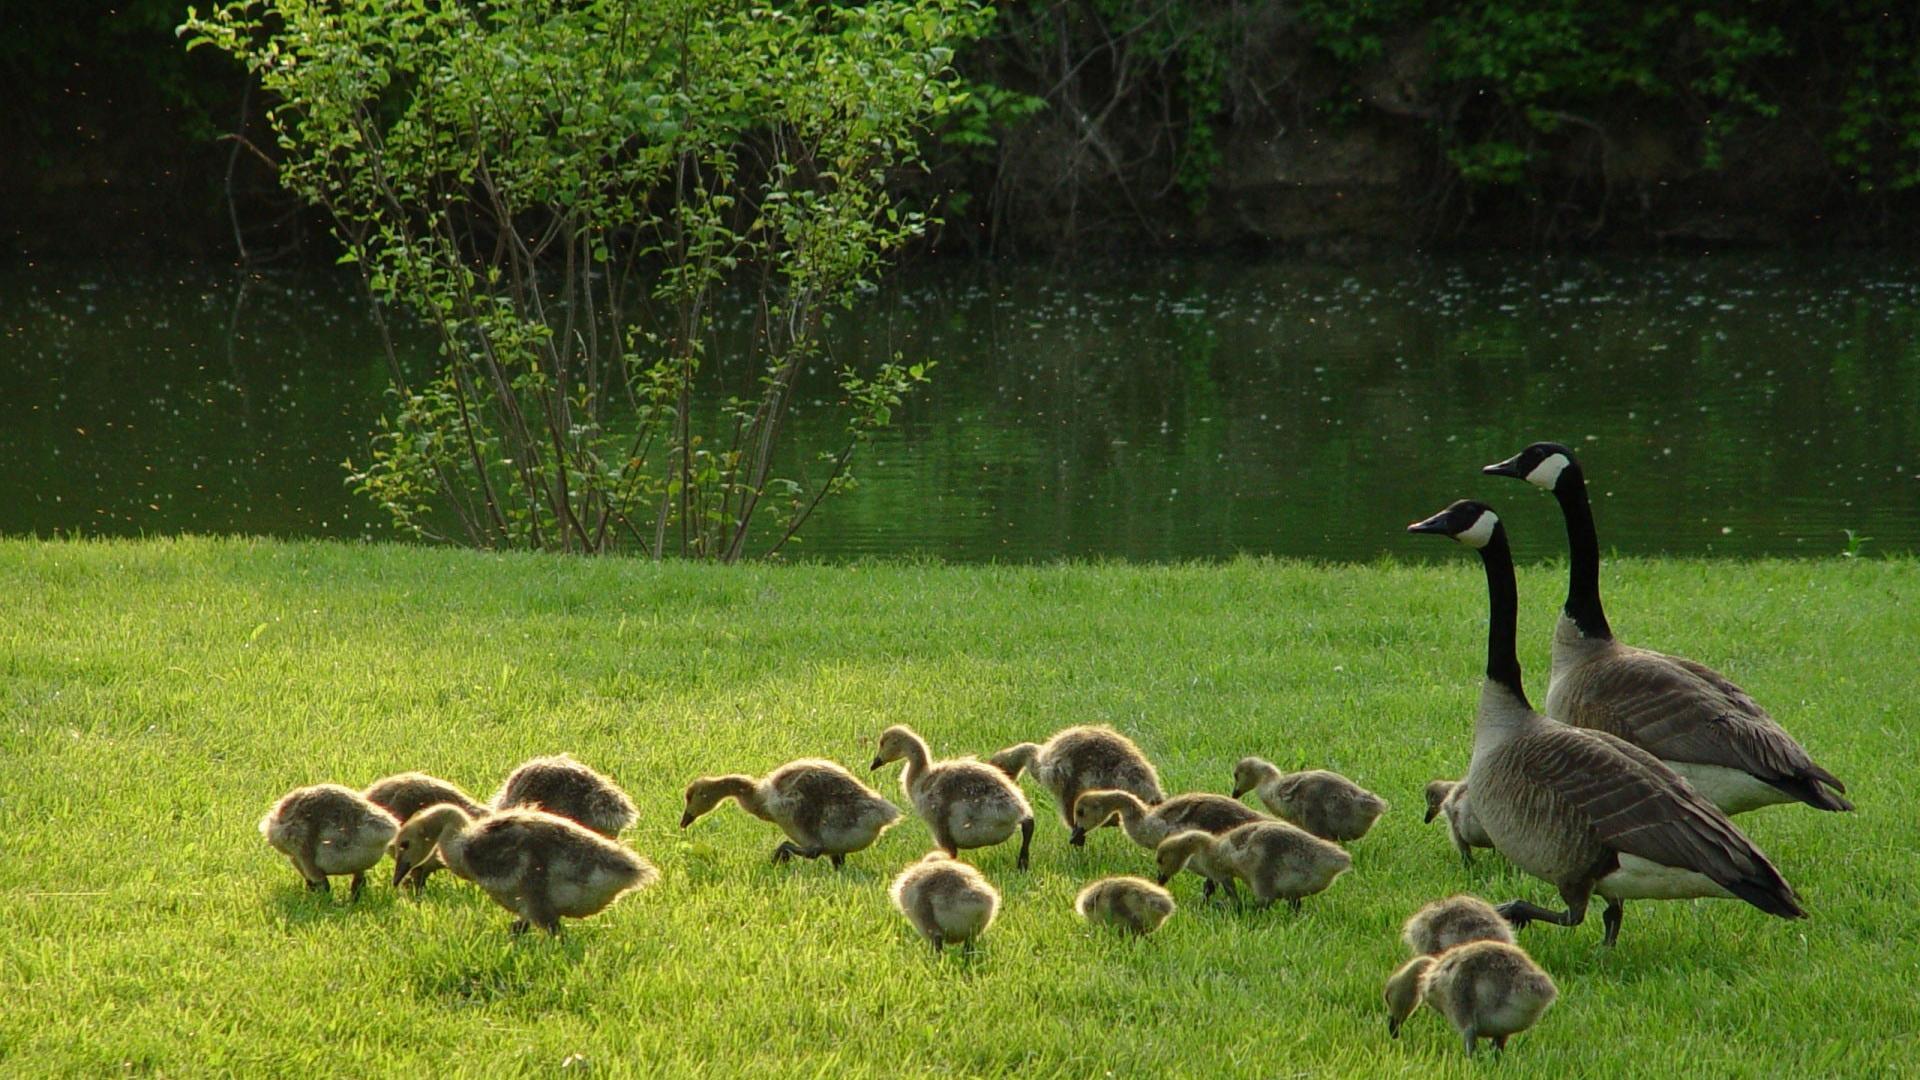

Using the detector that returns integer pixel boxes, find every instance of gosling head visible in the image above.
[1383,955,1435,1038]
[1230,756,1275,799]
[680,777,738,829]
[1406,500,1501,550]
[1423,780,1457,824]
[1153,830,1210,886]
[388,804,459,888]
[1483,441,1577,492]
[1069,791,1125,847]
[870,725,919,771]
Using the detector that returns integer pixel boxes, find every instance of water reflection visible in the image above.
[4,257,1918,561]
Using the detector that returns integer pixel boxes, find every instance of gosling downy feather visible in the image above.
[260,783,400,900]
[1075,876,1177,935]
[1402,894,1515,956]
[1155,821,1350,911]
[491,754,637,837]
[363,772,486,890]
[390,803,657,935]
[1485,442,1850,814]
[1384,940,1557,1055]
[1071,789,1265,852]
[1409,500,1805,946]
[989,725,1164,831]
[1232,760,1387,842]
[872,725,1034,870]
[681,758,902,868]
[890,850,1000,952]
[1423,779,1494,867]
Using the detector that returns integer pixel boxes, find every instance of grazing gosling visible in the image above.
[989,725,1164,833]
[363,772,486,891]
[890,851,1000,953]
[259,783,400,900]
[1423,779,1493,867]
[491,754,636,837]
[1232,760,1387,842]
[1155,821,1350,911]
[1071,789,1264,852]
[389,803,657,935]
[872,725,1035,870]
[681,758,902,868]
[1385,941,1557,1055]
[1076,876,1177,936]
[1402,895,1515,956]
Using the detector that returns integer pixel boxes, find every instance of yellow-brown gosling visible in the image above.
[872,725,1034,870]
[259,783,400,901]
[1070,789,1263,853]
[491,754,637,837]
[1231,759,1387,842]
[1423,779,1493,868]
[389,803,657,935]
[889,851,1000,953]
[1154,820,1350,911]
[989,725,1163,834]
[681,758,902,869]
[363,772,487,891]
[1401,895,1515,956]
[1075,876,1176,935]
[1384,940,1557,1055]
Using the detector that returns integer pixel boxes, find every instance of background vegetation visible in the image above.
[4,539,1915,1075]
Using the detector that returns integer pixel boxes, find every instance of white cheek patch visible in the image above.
[1524,453,1570,490]
[1456,510,1498,549]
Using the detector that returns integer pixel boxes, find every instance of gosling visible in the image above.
[890,851,1000,953]
[1423,780,1493,867]
[1232,759,1387,842]
[1384,940,1558,1055]
[364,772,487,891]
[681,758,903,869]
[989,725,1163,833]
[389,803,657,935]
[1402,895,1515,956]
[491,754,637,837]
[1155,821,1350,911]
[872,725,1034,870]
[1070,789,1265,853]
[1076,876,1176,936]
[259,783,400,900]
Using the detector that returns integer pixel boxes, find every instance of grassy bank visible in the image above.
[2,539,1914,1077]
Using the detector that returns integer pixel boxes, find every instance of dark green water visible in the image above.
[5,257,1919,562]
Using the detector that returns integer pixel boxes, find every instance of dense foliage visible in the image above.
[183,0,982,557]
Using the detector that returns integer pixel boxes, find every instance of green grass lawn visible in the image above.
[3,538,1915,1077]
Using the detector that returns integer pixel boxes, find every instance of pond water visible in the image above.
[5,256,1919,562]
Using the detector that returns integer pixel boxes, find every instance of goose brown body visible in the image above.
[259,783,400,900]
[681,758,902,868]
[363,772,486,890]
[990,726,1164,830]
[1385,941,1557,1055]
[1233,760,1387,842]
[889,851,1000,952]
[873,726,1034,869]
[491,754,637,837]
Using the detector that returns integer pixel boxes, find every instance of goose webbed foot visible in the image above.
[1497,899,1585,932]
[305,877,330,895]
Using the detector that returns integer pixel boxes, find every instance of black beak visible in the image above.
[1423,805,1440,824]
[1068,827,1087,847]
[1482,453,1526,478]
[1230,784,1249,798]
[391,858,411,889]
[678,812,694,829]
[1406,510,1453,536]
[1156,872,1172,886]
[869,757,885,771]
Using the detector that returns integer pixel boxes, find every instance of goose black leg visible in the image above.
[1497,886,1592,934]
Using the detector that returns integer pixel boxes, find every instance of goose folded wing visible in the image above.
[1580,649,1820,785]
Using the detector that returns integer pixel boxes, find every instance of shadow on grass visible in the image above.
[266,880,402,926]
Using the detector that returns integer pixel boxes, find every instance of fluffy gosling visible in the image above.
[1423,779,1493,867]
[873,725,1034,869]
[491,754,636,837]
[890,851,1000,953]
[363,772,486,891]
[259,783,400,900]
[1384,940,1557,1055]
[1155,821,1350,910]
[1070,789,1264,852]
[989,725,1164,833]
[681,758,902,868]
[1402,895,1515,956]
[1232,760,1387,842]
[1076,876,1176,935]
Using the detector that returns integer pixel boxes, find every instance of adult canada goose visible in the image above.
[1231,760,1387,842]
[1069,789,1265,852]
[1401,894,1514,956]
[363,772,487,890]
[1422,779,1494,867]
[1384,940,1557,1055]
[1153,821,1350,911]
[989,725,1164,833]
[1075,876,1177,935]
[1484,441,1850,814]
[890,851,1000,953]
[389,803,657,935]
[680,758,902,868]
[491,754,638,837]
[1409,500,1805,945]
[872,725,1035,870]
[259,784,400,900]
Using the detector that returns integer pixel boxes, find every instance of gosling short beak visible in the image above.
[869,757,885,771]
[391,859,410,889]
[678,812,694,829]
[1068,827,1087,847]
[1482,453,1526,478]
[1406,510,1453,535]
[1423,806,1440,824]
[1230,784,1249,798]
[1156,872,1172,886]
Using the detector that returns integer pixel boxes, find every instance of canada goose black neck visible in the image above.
[1477,523,1531,707]
[1550,459,1613,641]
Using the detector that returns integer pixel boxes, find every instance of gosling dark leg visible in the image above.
[1016,817,1034,871]
[932,824,959,858]
[929,933,944,954]
[348,871,365,901]
[771,841,801,864]
[1493,1035,1509,1053]
[829,853,845,870]
[1462,1028,1479,1057]
[1288,897,1303,913]
[1201,879,1216,901]
[306,877,330,895]
[510,918,530,936]
[1601,898,1625,947]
